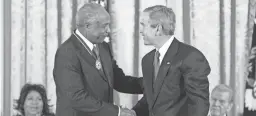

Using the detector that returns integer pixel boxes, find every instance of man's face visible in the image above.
[210,90,232,116]
[139,12,157,46]
[87,10,110,44]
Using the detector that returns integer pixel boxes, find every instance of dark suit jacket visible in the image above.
[53,33,143,116]
[133,38,211,116]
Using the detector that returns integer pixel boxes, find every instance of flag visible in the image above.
[244,17,256,116]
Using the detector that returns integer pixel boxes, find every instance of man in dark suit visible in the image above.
[208,84,233,116]
[53,3,142,116]
[132,5,211,116]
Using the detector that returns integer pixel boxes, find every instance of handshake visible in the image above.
[119,106,136,116]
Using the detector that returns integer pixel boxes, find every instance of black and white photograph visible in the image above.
[1,0,256,116]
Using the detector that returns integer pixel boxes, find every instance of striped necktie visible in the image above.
[154,50,160,80]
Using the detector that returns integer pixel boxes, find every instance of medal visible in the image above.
[74,31,103,71]
[95,60,102,70]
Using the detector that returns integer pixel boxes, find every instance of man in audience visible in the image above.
[209,84,234,116]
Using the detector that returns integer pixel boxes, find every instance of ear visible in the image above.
[83,21,96,29]
[84,23,91,29]
[227,103,233,111]
[169,23,175,34]
[155,24,163,36]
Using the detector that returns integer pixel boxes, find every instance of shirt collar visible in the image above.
[75,29,94,51]
[208,113,227,116]
[157,35,174,59]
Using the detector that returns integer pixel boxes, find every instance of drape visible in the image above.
[2,0,253,116]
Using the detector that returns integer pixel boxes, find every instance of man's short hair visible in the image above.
[76,3,104,27]
[143,5,176,35]
[212,84,234,103]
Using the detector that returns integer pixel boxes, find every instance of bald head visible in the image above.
[76,3,108,28]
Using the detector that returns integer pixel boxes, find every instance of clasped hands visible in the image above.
[120,106,136,116]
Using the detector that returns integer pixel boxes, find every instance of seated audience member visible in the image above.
[209,84,234,116]
[14,83,55,116]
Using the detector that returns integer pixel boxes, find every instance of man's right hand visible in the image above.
[120,107,136,116]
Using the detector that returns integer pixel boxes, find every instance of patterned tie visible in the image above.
[154,50,160,80]
[92,45,108,80]
[92,45,103,72]
[92,45,99,59]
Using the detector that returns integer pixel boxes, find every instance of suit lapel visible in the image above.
[143,50,155,108]
[71,33,96,67]
[72,32,108,82]
[98,44,113,87]
[152,38,179,108]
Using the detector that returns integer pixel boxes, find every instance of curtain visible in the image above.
[2,0,252,116]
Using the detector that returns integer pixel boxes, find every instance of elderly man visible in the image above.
[132,5,211,116]
[209,84,234,116]
[53,3,142,116]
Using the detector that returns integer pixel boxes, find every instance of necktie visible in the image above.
[92,45,100,59]
[92,45,103,72]
[154,50,160,80]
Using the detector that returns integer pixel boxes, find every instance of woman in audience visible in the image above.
[14,83,55,116]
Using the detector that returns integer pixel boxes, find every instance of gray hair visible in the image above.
[143,5,176,35]
[76,3,104,27]
[212,84,234,103]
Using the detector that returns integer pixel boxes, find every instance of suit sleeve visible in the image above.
[182,50,211,116]
[112,60,144,94]
[132,95,149,116]
[103,42,143,94]
[132,56,149,116]
[53,48,118,116]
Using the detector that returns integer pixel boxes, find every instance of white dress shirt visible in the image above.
[207,112,227,116]
[156,35,175,64]
[76,29,94,51]
[208,114,227,116]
